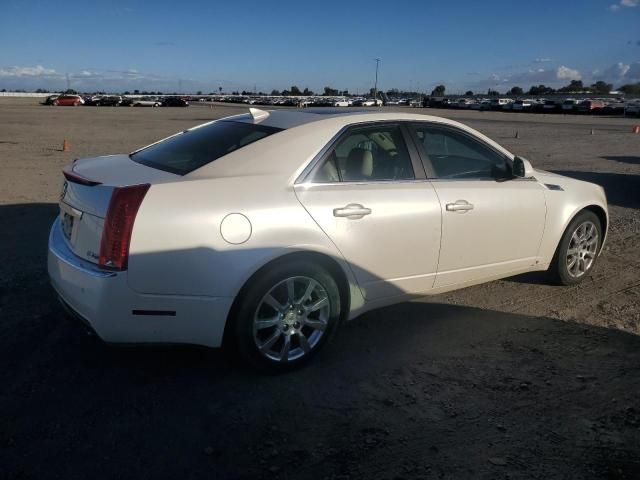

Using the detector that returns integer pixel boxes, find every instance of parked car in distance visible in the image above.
[624,100,640,117]
[561,99,581,112]
[83,95,103,106]
[543,99,560,112]
[162,97,189,107]
[42,95,59,105]
[602,101,625,116]
[512,99,533,111]
[98,96,122,107]
[490,98,510,110]
[49,108,608,371]
[333,98,352,107]
[577,100,605,114]
[133,97,162,107]
[53,94,84,106]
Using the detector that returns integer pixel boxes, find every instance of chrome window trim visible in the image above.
[296,178,432,188]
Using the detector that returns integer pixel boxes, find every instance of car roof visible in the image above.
[223,108,466,130]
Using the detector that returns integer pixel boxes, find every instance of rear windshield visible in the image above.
[131,120,283,175]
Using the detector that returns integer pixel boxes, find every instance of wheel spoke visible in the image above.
[567,257,577,270]
[298,332,311,353]
[567,247,579,255]
[570,232,580,246]
[279,334,291,362]
[255,316,280,330]
[305,318,327,332]
[264,294,285,314]
[286,279,296,303]
[307,296,329,313]
[259,330,281,353]
[299,279,317,304]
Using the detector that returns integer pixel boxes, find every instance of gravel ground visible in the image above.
[1,98,639,479]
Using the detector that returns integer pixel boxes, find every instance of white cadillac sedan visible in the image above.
[48,108,608,370]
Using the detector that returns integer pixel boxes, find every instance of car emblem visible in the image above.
[60,180,68,201]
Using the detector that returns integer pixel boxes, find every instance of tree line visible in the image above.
[430,80,640,97]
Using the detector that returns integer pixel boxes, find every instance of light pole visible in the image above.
[374,58,381,104]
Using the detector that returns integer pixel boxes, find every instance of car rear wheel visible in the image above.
[231,260,341,372]
[549,210,602,285]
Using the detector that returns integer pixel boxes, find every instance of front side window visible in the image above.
[312,124,415,183]
[412,124,510,180]
[131,121,282,175]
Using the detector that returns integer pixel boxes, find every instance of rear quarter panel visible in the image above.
[127,176,361,305]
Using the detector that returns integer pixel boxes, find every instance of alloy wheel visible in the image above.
[253,276,330,362]
[566,220,598,278]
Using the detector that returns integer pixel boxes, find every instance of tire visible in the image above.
[231,259,342,372]
[549,210,602,285]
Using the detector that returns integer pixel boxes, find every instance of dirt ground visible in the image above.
[1,98,639,479]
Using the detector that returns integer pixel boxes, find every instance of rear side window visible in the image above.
[131,121,282,175]
[312,124,415,183]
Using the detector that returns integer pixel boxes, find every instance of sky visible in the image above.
[1,0,639,94]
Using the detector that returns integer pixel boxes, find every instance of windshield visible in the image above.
[131,120,283,175]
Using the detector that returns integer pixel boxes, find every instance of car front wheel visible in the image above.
[231,260,341,372]
[549,210,602,285]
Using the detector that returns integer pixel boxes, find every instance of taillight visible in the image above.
[99,184,150,270]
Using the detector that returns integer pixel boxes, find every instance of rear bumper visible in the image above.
[47,219,233,347]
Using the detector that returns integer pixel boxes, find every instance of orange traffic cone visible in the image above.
[62,139,69,152]
[632,125,640,134]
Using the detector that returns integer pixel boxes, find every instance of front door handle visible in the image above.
[446,200,474,212]
[333,203,372,219]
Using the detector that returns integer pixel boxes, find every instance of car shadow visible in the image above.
[550,170,640,209]
[503,270,550,285]
[3,202,640,479]
[601,155,640,165]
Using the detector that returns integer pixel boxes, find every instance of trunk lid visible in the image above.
[58,155,178,263]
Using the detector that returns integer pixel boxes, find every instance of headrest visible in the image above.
[344,148,373,181]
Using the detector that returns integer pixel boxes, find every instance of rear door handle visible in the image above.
[445,200,474,212]
[333,203,372,219]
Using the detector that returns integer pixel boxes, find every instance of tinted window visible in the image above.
[312,124,414,183]
[131,121,282,175]
[412,124,510,179]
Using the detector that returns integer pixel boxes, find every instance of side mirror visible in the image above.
[513,156,534,178]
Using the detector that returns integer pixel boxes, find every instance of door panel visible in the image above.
[295,181,441,299]
[431,179,546,287]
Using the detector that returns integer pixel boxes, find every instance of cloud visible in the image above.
[602,62,630,80]
[595,62,640,85]
[556,65,581,80]
[610,0,638,11]
[0,64,255,93]
[533,58,552,63]
[0,65,60,77]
